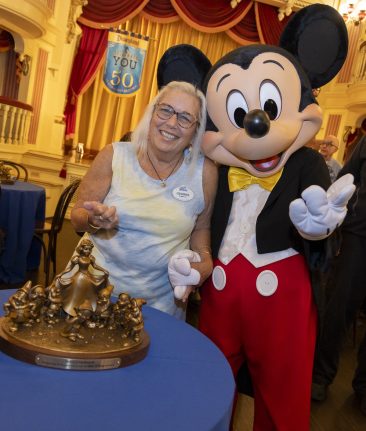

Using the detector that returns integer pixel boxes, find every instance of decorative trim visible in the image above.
[28,49,48,145]
[67,0,89,44]
[325,114,341,137]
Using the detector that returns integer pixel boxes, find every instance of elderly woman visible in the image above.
[71,81,217,319]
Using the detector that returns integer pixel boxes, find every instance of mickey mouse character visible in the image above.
[163,5,355,429]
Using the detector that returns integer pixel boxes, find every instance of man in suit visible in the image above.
[312,136,366,416]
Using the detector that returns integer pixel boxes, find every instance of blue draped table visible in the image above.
[0,181,46,284]
[0,289,235,431]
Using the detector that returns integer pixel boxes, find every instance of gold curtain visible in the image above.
[75,14,241,153]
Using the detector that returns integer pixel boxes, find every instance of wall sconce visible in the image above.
[339,1,366,25]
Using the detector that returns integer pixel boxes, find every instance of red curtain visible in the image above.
[79,0,288,44]
[64,24,108,139]
[80,0,149,28]
[171,0,251,32]
[142,0,179,22]
[256,3,291,46]
[227,2,259,44]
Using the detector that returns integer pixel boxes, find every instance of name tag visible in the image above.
[172,185,194,202]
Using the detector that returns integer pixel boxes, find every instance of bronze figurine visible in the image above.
[0,239,149,370]
[56,239,109,316]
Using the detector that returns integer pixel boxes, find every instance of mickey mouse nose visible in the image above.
[243,109,270,138]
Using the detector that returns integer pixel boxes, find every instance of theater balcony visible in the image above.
[0,0,52,39]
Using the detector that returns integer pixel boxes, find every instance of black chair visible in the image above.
[0,228,5,256]
[34,179,81,286]
[0,160,28,181]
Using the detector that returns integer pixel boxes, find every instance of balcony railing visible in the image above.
[0,97,33,146]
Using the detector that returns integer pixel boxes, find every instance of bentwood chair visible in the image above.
[0,228,5,256]
[0,160,28,181]
[34,179,80,286]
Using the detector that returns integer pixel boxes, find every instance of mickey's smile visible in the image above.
[250,153,282,172]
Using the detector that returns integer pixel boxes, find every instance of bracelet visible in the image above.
[194,246,212,256]
[197,246,211,253]
[87,214,101,233]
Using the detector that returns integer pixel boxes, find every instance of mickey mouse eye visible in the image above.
[226,90,249,129]
[259,81,281,120]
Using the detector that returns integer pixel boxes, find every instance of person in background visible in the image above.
[312,135,366,416]
[70,81,217,320]
[319,135,342,182]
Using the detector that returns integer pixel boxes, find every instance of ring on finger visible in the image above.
[99,215,104,221]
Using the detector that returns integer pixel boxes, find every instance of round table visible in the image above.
[0,289,235,431]
[0,181,45,284]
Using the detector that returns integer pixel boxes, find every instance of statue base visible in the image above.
[0,317,150,370]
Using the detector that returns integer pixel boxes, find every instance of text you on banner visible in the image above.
[103,30,150,96]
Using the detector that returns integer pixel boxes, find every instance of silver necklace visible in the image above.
[146,151,182,187]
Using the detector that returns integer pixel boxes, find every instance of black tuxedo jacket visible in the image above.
[211,146,331,259]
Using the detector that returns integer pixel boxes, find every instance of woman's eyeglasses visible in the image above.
[154,103,198,129]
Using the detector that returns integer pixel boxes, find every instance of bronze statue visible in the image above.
[44,282,63,324]
[124,299,146,342]
[61,300,94,341]
[0,240,149,370]
[28,284,47,323]
[56,239,109,316]
[93,284,114,328]
[3,281,33,331]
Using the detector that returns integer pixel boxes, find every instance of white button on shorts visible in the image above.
[212,266,226,290]
[256,270,278,296]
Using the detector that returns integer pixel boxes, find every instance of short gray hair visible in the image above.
[131,81,207,166]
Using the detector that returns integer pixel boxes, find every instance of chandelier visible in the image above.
[339,1,366,25]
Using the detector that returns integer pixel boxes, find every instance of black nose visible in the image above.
[243,109,270,138]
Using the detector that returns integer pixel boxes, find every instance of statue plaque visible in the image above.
[0,239,150,370]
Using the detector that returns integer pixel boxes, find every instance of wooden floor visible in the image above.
[2,220,366,430]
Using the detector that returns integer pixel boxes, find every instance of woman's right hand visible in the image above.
[83,201,118,230]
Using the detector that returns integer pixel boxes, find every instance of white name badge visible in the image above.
[172,185,194,201]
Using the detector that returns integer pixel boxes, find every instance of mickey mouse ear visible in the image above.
[280,4,348,88]
[157,44,212,91]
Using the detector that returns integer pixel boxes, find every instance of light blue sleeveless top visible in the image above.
[88,142,205,319]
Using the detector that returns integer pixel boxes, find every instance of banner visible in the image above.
[103,30,149,96]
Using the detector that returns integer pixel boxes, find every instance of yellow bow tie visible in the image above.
[228,166,283,192]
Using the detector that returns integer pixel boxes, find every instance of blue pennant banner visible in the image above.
[103,30,149,96]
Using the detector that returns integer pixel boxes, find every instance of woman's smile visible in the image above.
[159,129,179,141]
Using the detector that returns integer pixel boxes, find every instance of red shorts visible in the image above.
[199,253,317,431]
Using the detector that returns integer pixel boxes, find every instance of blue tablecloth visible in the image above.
[0,181,46,284]
[0,290,235,431]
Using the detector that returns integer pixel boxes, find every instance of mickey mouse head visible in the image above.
[157,4,348,178]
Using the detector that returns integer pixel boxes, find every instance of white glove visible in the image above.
[168,250,201,299]
[289,174,355,240]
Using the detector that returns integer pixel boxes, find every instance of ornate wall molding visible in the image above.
[67,0,88,44]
